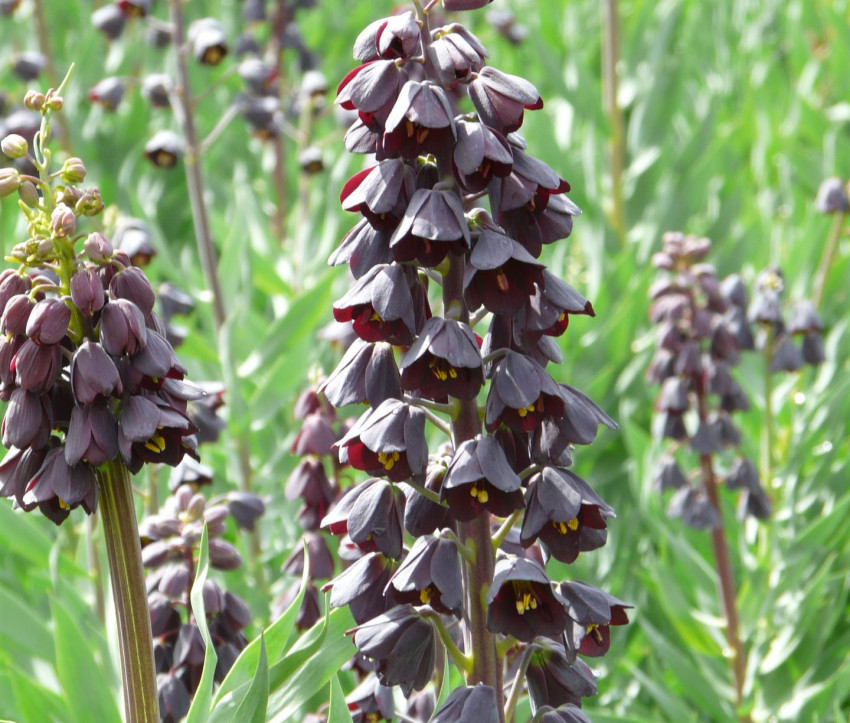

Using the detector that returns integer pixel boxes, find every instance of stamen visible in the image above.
[416,126,430,144]
[419,586,433,604]
[377,451,400,471]
[405,118,416,137]
[469,483,489,503]
[495,269,510,292]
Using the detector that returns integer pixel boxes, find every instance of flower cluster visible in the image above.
[0,89,200,525]
[647,232,824,526]
[140,486,255,722]
[307,2,629,720]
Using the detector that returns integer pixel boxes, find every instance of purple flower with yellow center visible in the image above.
[485,351,565,433]
[559,580,631,658]
[336,398,427,483]
[441,434,523,521]
[400,317,483,401]
[337,59,407,116]
[340,159,415,232]
[521,467,613,564]
[333,264,419,346]
[464,226,545,316]
[389,188,470,267]
[70,340,123,403]
[387,532,462,616]
[514,272,594,343]
[382,81,456,160]
[329,219,394,280]
[117,394,198,474]
[23,445,98,523]
[486,555,568,642]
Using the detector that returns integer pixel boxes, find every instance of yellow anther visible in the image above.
[554,517,579,534]
[378,451,400,471]
[516,591,537,615]
[448,367,457,379]
[144,432,167,454]
[469,483,489,503]
[558,312,566,323]
[405,118,416,137]
[495,269,510,293]
[517,404,535,418]
[416,126,430,144]
[419,586,433,604]
[370,310,383,322]
[587,623,604,644]
[58,497,70,510]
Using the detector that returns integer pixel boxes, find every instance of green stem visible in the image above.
[491,509,522,552]
[504,643,536,723]
[425,611,472,674]
[601,0,627,248]
[812,211,845,309]
[97,459,158,723]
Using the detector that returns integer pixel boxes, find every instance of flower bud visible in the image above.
[26,298,71,345]
[0,168,21,198]
[189,18,228,66]
[12,52,46,82]
[100,298,148,355]
[298,147,324,174]
[75,187,104,217]
[84,232,114,262]
[1,294,34,335]
[71,268,106,316]
[1,133,28,159]
[141,74,172,109]
[46,95,64,111]
[60,157,87,183]
[23,90,45,111]
[92,3,126,39]
[18,180,39,208]
[88,77,126,112]
[50,203,76,237]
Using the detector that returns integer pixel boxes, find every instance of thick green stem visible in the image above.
[97,460,158,723]
[812,211,845,309]
[602,0,627,248]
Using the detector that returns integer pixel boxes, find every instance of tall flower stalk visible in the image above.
[0,71,202,723]
[312,2,628,720]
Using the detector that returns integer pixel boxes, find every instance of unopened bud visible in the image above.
[83,231,114,262]
[18,180,39,208]
[1,133,28,159]
[76,187,104,217]
[50,203,77,237]
[0,168,21,198]
[47,94,64,111]
[23,90,46,111]
[61,157,87,183]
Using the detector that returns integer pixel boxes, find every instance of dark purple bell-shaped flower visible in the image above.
[329,219,394,280]
[322,477,405,558]
[560,580,632,658]
[485,351,565,433]
[322,339,402,408]
[521,467,613,564]
[2,388,51,450]
[441,434,523,521]
[452,118,512,193]
[23,446,97,518]
[514,272,594,342]
[468,66,542,134]
[400,317,483,401]
[323,551,396,624]
[285,458,335,531]
[526,640,597,711]
[12,340,62,392]
[430,23,488,81]
[464,227,544,315]
[486,555,568,642]
[348,604,436,696]
[533,704,593,723]
[383,81,456,159]
[389,188,470,267]
[25,298,71,345]
[71,340,123,404]
[387,532,463,616]
[100,298,148,356]
[337,59,407,115]
[71,268,106,316]
[354,11,421,62]
[340,159,415,232]
[333,264,419,346]
[430,684,500,723]
[335,398,427,482]
[65,403,119,466]
[0,445,47,507]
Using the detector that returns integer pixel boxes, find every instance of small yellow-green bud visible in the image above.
[23,90,46,111]
[47,94,64,111]
[51,203,77,237]
[60,157,87,183]
[18,180,40,208]
[76,188,104,217]
[0,168,22,198]
[1,134,29,159]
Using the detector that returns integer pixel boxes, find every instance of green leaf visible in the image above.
[327,674,354,723]
[231,635,269,723]
[0,585,54,664]
[185,525,218,723]
[51,596,122,723]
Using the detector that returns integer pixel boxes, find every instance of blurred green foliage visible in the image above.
[0,0,848,721]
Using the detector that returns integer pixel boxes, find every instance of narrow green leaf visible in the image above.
[51,596,122,723]
[327,674,354,723]
[0,586,54,663]
[231,635,269,723]
[185,525,218,723]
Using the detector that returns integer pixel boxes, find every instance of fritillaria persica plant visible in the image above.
[0,73,200,723]
[290,1,630,720]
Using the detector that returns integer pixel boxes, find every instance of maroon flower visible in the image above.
[400,317,483,401]
[382,81,456,160]
[559,580,631,657]
[469,66,542,134]
[322,339,402,408]
[336,398,427,482]
[441,435,523,521]
[485,351,565,433]
[452,118,512,193]
[390,188,470,267]
[486,555,568,642]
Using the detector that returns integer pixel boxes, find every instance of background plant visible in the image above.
[0,0,849,722]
